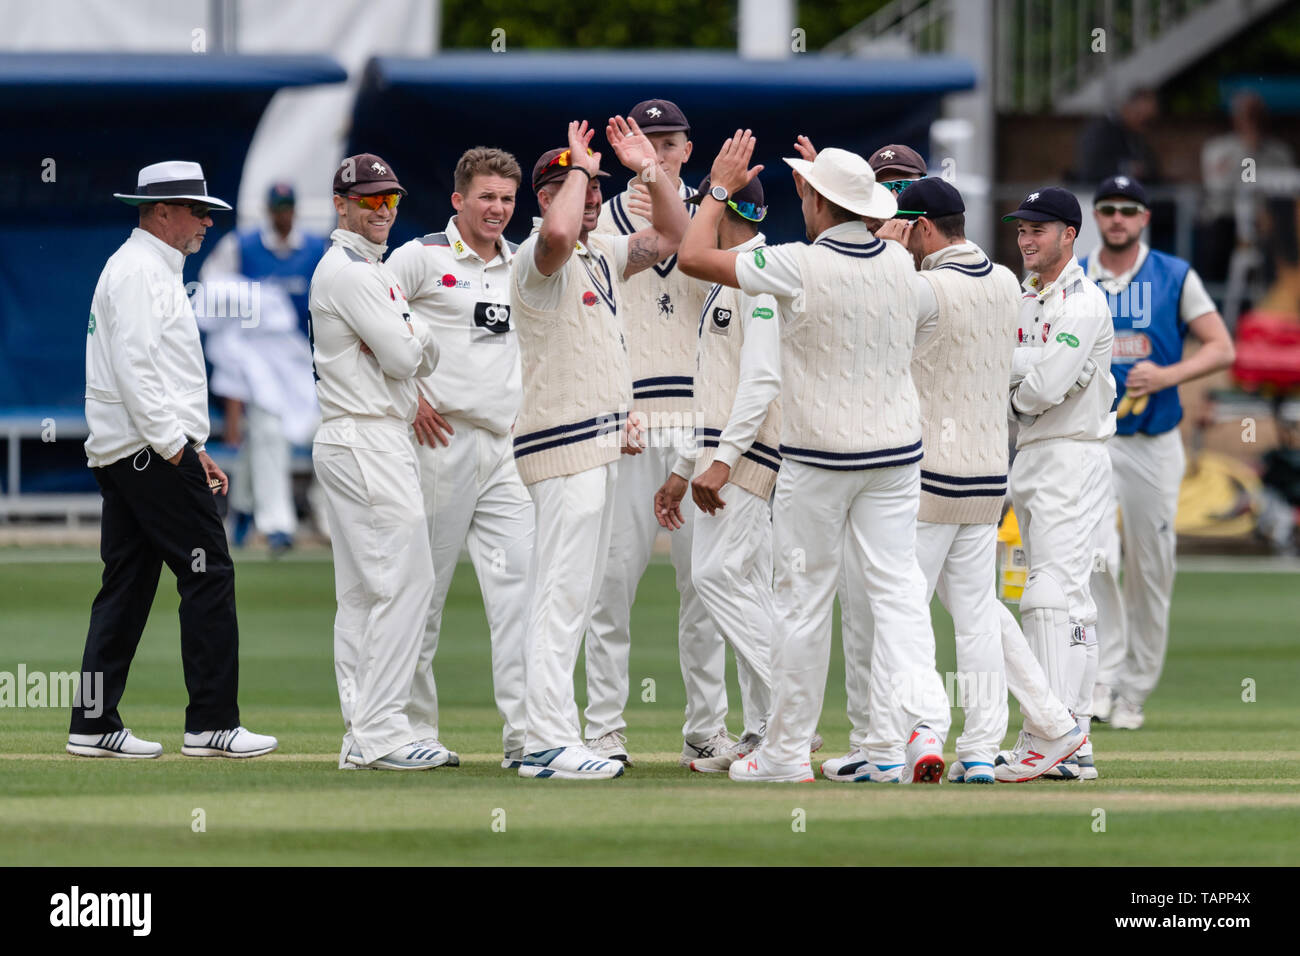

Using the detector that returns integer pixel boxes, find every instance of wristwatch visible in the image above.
[710,185,729,203]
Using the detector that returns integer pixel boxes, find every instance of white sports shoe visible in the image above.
[850,761,904,783]
[181,726,278,758]
[586,731,631,766]
[1092,683,1115,722]
[518,745,624,780]
[347,741,453,771]
[681,729,734,767]
[948,760,996,784]
[690,732,762,773]
[902,725,945,784]
[728,749,813,783]
[67,728,162,759]
[1109,697,1145,730]
[994,726,1084,782]
[415,738,459,767]
[821,748,870,782]
[502,749,523,769]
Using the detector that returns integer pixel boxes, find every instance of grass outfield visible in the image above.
[1,549,1298,866]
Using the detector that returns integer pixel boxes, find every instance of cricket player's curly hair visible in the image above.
[454,147,522,195]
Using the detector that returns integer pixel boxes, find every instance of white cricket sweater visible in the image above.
[386,217,521,436]
[308,228,439,426]
[736,222,923,469]
[595,178,705,418]
[913,241,1022,524]
[689,233,782,500]
[509,224,633,485]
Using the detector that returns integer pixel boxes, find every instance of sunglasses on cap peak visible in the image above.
[345,192,401,211]
[1095,202,1145,217]
[881,177,922,195]
[727,197,767,223]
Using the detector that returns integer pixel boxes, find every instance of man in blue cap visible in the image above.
[1081,175,1234,731]
[200,182,329,554]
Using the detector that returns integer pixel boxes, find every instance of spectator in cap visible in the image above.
[200,181,329,555]
[1074,87,1162,185]
[70,160,278,760]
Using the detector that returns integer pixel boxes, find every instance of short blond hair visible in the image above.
[453,147,522,195]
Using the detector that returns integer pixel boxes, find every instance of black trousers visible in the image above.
[70,444,240,735]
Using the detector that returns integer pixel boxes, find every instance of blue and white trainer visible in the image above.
[502,749,523,770]
[850,761,904,783]
[415,738,459,767]
[182,726,278,758]
[821,748,870,782]
[67,728,162,759]
[346,741,454,771]
[948,759,996,784]
[518,745,624,780]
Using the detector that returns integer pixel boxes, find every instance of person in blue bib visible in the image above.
[1081,175,1234,730]
[201,182,329,553]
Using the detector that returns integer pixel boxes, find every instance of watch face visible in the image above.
[711,185,729,202]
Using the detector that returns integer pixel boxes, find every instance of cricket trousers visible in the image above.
[691,482,774,739]
[584,433,724,743]
[410,418,534,755]
[1092,429,1185,706]
[313,418,435,767]
[1010,439,1112,718]
[229,403,296,537]
[766,460,950,768]
[525,462,618,753]
[72,444,240,735]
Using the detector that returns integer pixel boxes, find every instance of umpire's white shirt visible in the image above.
[387,218,520,435]
[85,227,211,467]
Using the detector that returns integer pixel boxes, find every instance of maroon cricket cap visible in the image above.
[869,144,927,179]
[629,99,690,135]
[333,153,407,196]
[531,147,611,193]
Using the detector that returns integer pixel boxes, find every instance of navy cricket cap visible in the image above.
[1094,174,1149,207]
[1002,186,1082,231]
[630,99,690,135]
[894,178,964,220]
[267,182,295,207]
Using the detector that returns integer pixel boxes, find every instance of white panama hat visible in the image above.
[114,160,232,210]
[782,147,897,220]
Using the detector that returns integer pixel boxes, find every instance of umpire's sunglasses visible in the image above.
[345,193,401,211]
[162,201,213,218]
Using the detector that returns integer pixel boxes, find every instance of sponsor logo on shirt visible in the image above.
[753,249,766,269]
[1055,331,1079,348]
[1112,332,1152,363]
[583,291,598,306]
[753,306,774,320]
[454,240,465,254]
[87,312,95,335]
[1041,322,1051,343]
[473,301,512,334]
[710,306,732,334]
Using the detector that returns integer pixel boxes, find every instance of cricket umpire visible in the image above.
[69,161,277,759]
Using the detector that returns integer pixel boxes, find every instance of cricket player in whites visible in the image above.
[654,173,781,771]
[585,99,724,767]
[1081,175,1233,731]
[1001,187,1116,781]
[387,148,534,769]
[510,117,687,780]
[309,154,444,770]
[681,132,951,783]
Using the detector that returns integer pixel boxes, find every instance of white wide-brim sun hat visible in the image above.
[783,147,897,220]
[114,160,232,210]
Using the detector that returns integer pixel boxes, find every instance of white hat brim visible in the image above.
[114,193,232,211]
[782,157,897,219]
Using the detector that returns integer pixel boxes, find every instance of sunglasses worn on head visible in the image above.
[347,193,400,211]
[728,198,767,222]
[1095,203,1144,217]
